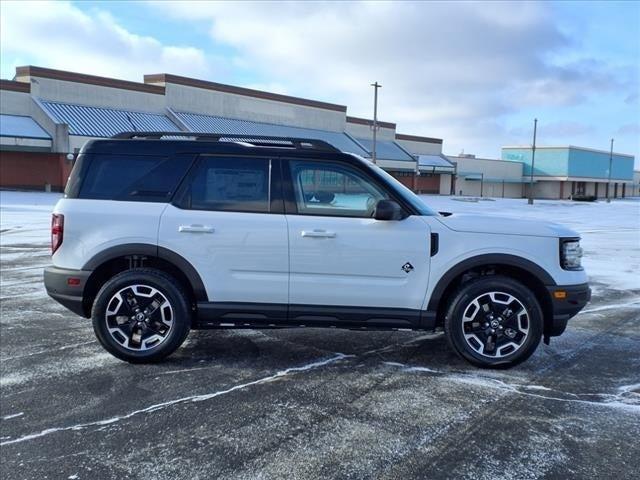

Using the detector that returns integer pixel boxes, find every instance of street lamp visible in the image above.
[607,138,614,203]
[528,118,538,205]
[371,82,381,164]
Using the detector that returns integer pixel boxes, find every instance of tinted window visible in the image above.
[78,154,191,201]
[289,160,388,218]
[364,162,438,216]
[64,153,86,197]
[183,156,270,213]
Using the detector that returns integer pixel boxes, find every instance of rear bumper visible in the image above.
[44,266,92,317]
[546,283,591,337]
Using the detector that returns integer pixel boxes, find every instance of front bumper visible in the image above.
[44,266,92,317]
[546,283,591,337]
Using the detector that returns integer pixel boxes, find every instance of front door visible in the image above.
[283,158,431,321]
[158,155,288,308]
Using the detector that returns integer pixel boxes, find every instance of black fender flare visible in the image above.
[427,253,556,312]
[82,243,208,301]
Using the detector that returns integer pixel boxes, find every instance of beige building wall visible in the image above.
[449,156,524,198]
[0,86,69,152]
[531,181,562,199]
[162,83,347,132]
[18,76,167,114]
[0,89,31,116]
[345,121,396,141]
[631,172,640,196]
[395,137,442,155]
[439,174,452,195]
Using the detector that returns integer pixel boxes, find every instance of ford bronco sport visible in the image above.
[44,132,591,368]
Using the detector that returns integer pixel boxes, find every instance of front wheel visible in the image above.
[92,268,191,363]
[444,276,543,368]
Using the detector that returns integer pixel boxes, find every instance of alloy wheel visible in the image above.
[461,291,530,358]
[105,284,174,351]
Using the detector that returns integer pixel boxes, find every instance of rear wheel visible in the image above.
[92,268,191,363]
[444,276,543,368]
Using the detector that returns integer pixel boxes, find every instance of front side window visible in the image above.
[182,156,270,213]
[289,160,389,217]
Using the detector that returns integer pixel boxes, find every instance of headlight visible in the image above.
[560,238,583,270]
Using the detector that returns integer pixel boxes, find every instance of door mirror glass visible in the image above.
[374,199,404,221]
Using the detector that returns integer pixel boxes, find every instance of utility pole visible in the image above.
[371,81,381,164]
[607,138,614,203]
[528,118,538,205]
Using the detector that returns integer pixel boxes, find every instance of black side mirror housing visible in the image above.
[374,199,404,221]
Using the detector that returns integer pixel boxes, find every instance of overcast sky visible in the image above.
[1,1,638,164]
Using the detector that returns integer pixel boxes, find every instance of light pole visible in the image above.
[528,118,538,205]
[371,81,381,164]
[607,138,614,203]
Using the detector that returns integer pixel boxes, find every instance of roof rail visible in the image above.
[111,131,340,152]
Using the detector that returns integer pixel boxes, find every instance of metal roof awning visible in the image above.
[40,101,180,137]
[418,154,455,172]
[0,114,52,151]
[353,137,414,162]
[175,111,369,156]
[0,114,51,139]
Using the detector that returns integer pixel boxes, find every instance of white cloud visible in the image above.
[0,1,216,82]
[1,1,636,159]
[155,1,631,156]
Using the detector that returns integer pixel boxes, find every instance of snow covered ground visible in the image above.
[1,190,638,292]
[1,189,639,479]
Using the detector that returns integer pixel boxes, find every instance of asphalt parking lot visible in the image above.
[1,241,639,480]
[2,193,640,480]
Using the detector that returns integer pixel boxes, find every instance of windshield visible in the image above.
[363,160,438,216]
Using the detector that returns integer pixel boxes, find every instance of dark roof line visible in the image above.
[15,66,165,95]
[346,115,396,129]
[144,73,347,113]
[0,79,30,93]
[395,133,443,145]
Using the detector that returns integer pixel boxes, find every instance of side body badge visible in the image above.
[402,262,414,273]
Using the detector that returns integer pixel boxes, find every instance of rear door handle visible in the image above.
[179,224,214,233]
[301,230,336,238]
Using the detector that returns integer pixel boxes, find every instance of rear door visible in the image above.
[283,158,432,323]
[158,155,289,309]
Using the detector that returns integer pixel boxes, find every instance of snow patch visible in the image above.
[0,353,352,446]
[2,412,24,420]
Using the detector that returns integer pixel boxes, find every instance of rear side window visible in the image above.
[179,156,270,213]
[77,154,192,202]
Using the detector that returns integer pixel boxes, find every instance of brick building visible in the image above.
[1,66,453,193]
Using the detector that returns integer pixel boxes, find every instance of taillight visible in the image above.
[51,214,64,254]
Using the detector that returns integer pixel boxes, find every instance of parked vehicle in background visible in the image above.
[44,133,590,368]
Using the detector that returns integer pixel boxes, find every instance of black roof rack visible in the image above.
[111,131,340,152]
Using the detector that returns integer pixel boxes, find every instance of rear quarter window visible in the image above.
[76,154,193,202]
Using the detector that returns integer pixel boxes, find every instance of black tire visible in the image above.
[92,268,191,363]
[444,275,543,368]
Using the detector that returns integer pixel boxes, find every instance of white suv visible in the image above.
[44,132,590,368]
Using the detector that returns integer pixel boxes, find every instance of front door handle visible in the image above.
[301,230,336,238]
[179,224,214,234]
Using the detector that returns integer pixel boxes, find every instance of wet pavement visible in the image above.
[1,239,639,480]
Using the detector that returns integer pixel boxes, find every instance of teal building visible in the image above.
[501,145,635,199]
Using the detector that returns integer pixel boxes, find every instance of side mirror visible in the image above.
[374,199,404,221]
